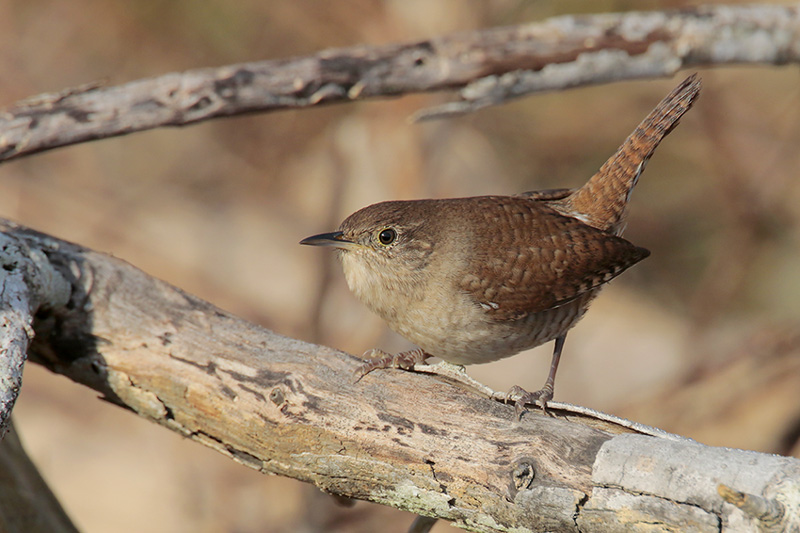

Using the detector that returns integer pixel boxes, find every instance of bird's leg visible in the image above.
[354,348,430,381]
[507,334,566,419]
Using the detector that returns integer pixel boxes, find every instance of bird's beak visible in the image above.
[299,231,359,250]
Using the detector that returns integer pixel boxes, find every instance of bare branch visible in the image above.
[2,219,799,532]
[0,229,69,437]
[0,246,30,438]
[2,6,800,530]
[1,4,799,162]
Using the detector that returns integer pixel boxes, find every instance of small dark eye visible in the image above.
[378,228,397,245]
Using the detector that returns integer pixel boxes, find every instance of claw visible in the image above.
[354,348,429,381]
[510,335,563,419]
[509,384,554,420]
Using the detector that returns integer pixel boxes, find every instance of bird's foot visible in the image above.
[354,348,429,381]
[506,384,554,420]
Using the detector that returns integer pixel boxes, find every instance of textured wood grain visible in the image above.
[1,5,799,161]
[3,219,800,532]
[9,220,607,530]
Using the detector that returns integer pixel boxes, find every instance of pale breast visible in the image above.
[389,284,599,365]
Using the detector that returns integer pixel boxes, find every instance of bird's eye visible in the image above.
[378,228,397,246]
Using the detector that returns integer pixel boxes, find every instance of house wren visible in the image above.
[302,75,700,415]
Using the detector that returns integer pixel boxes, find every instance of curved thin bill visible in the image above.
[299,231,358,250]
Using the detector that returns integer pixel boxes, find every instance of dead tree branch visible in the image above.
[1,219,799,532]
[0,229,69,438]
[3,5,800,531]
[1,4,799,162]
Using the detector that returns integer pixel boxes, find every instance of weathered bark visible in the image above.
[3,5,800,531]
[2,219,799,532]
[1,4,799,161]
[0,229,69,438]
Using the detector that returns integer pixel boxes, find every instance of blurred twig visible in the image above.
[689,80,796,330]
[690,85,766,331]
[0,420,79,533]
[2,4,800,162]
[621,322,800,455]
[308,129,349,345]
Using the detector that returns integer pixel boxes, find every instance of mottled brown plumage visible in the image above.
[301,75,701,415]
[460,196,647,320]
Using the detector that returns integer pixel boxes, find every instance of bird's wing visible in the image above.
[515,188,574,201]
[458,196,649,321]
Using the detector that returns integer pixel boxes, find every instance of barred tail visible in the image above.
[563,74,701,234]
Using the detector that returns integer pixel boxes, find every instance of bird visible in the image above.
[301,74,700,416]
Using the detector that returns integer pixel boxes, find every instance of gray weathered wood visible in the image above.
[3,5,800,529]
[1,4,799,161]
[2,219,799,532]
[0,230,69,438]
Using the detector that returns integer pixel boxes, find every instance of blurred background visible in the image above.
[2,0,800,531]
